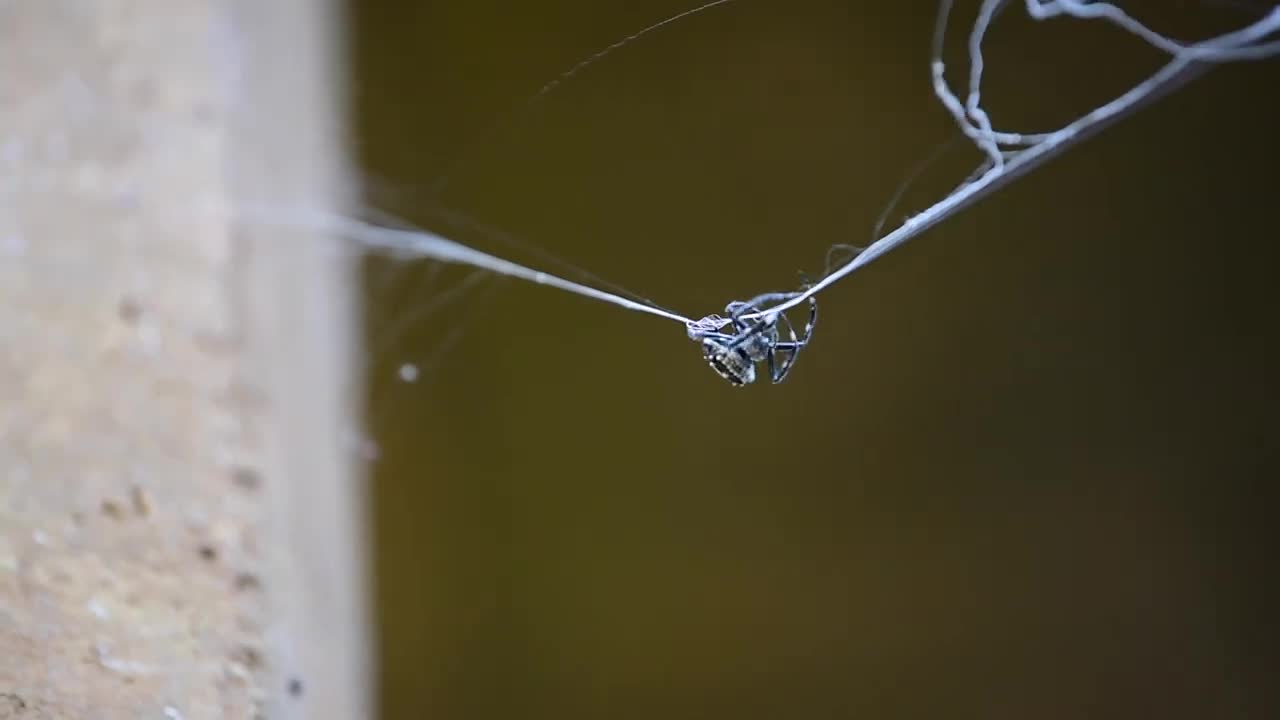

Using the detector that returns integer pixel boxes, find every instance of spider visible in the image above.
[689,289,817,386]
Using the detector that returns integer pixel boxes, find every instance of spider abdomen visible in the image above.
[703,340,755,386]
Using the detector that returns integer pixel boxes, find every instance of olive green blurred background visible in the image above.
[351,2,1280,718]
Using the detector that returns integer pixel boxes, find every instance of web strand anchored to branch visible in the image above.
[245,2,1280,361]
[238,206,702,327]
[739,0,1280,322]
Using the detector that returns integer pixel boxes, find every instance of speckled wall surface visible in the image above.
[0,1,364,718]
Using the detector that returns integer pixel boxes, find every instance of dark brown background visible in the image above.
[352,2,1280,717]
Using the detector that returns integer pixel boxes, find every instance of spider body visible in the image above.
[701,333,765,386]
[691,291,817,386]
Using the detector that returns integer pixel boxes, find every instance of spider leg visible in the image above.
[793,275,817,343]
[725,301,766,337]
[771,346,805,383]
[774,309,798,343]
[770,338,800,383]
[739,290,801,312]
[796,294,817,344]
[726,317,775,351]
[769,296,817,383]
[730,315,757,335]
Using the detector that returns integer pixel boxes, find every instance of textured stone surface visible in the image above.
[0,1,365,718]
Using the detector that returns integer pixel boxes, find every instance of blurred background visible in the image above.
[351,1,1280,717]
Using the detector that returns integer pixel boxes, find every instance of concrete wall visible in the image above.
[0,1,368,718]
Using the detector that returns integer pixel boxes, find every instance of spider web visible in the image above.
[233,0,1280,402]
[353,186,685,403]
[738,0,1280,321]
